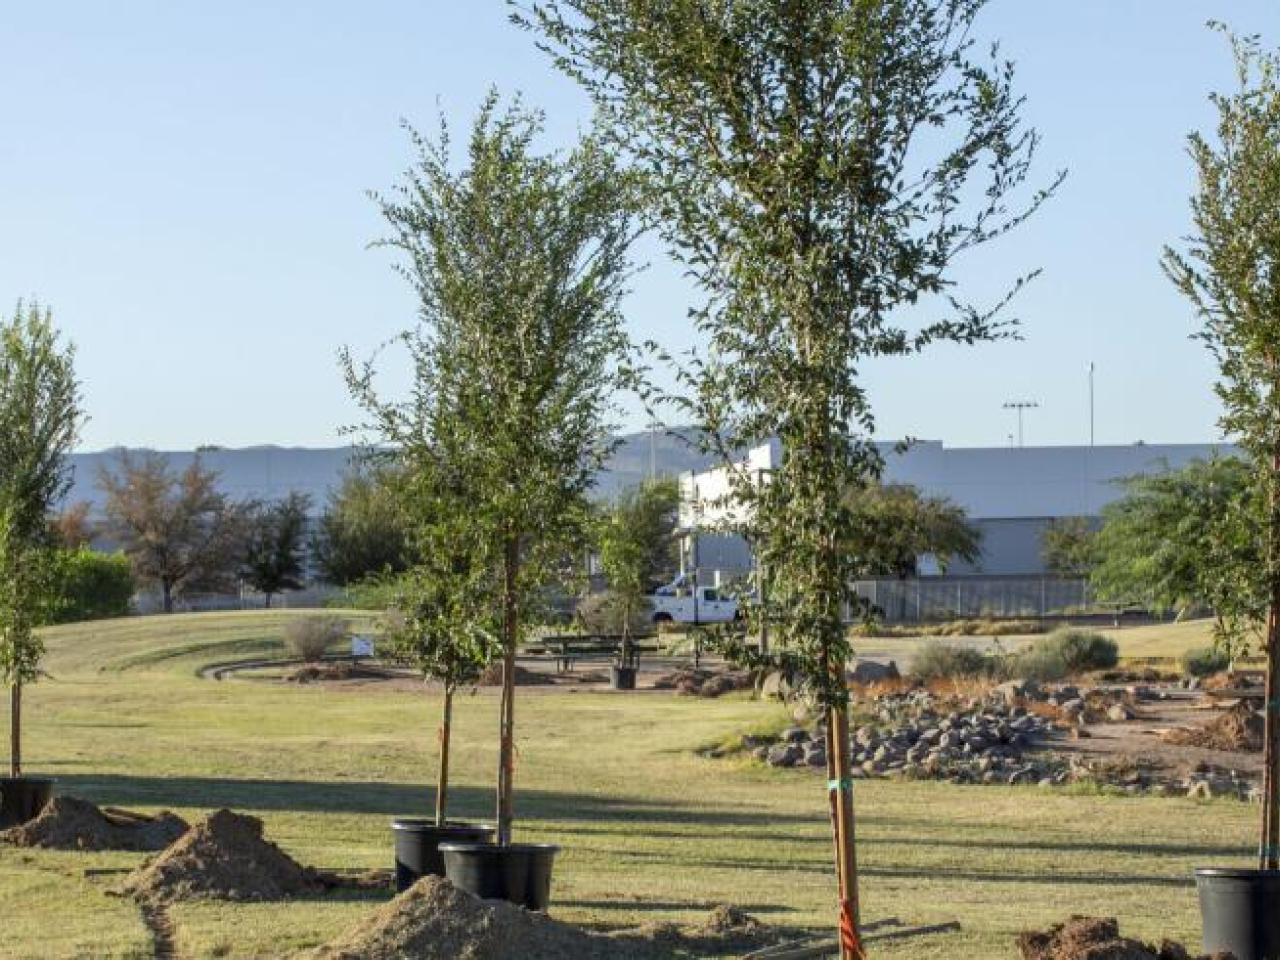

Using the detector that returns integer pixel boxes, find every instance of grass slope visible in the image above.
[0,611,1255,958]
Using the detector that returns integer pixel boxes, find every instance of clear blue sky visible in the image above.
[2,1,1276,452]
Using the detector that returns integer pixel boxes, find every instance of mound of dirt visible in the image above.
[119,809,329,904]
[311,877,774,960]
[653,668,753,697]
[477,663,555,687]
[310,875,621,959]
[0,796,188,852]
[1162,702,1263,753]
[1017,916,1233,960]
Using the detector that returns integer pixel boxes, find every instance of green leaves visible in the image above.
[0,302,80,686]
[520,0,1058,707]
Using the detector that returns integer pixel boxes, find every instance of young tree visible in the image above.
[98,452,249,612]
[385,481,499,826]
[1163,29,1280,870]
[49,501,96,549]
[518,3,1060,951]
[848,483,981,579]
[242,492,313,607]
[593,479,678,668]
[0,302,81,778]
[312,469,413,585]
[1041,517,1099,579]
[348,94,636,848]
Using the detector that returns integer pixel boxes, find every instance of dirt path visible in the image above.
[137,901,182,960]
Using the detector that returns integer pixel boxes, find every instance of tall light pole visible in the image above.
[1003,400,1039,448]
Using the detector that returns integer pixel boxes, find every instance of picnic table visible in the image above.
[523,633,656,673]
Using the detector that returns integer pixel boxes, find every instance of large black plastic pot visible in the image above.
[1196,867,1280,959]
[440,842,560,911]
[0,776,54,829]
[391,819,495,893]
[609,665,637,690]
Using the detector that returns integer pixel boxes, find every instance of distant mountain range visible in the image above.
[66,430,720,512]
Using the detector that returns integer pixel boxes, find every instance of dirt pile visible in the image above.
[0,796,188,852]
[119,809,329,904]
[310,877,774,960]
[1162,703,1263,753]
[1017,916,1233,960]
[310,875,621,959]
[653,667,753,697]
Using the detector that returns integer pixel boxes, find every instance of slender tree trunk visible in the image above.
[436,686,453,827]
[264,592,273,610]
[162,581,173,614]
[827,685,865,959]
[1262,463,1280,870]
[9,681,20,779]
[496,534,519,847]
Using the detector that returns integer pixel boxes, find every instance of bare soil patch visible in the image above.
[1017,916,1232,960]
[119,809,331,904]
[0,796,188,852]
[308,876,775,959]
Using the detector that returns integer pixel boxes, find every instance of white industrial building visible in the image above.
[678,439,1239,579]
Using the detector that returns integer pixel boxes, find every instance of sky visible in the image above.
[2,1,1277,453]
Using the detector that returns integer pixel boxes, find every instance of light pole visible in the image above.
[1003,400,1039,448]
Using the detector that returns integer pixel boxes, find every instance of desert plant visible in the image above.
[283,616,347,662]
[1183,646,1231,679]
[1043,628,1120,673]
[909,643,994,682]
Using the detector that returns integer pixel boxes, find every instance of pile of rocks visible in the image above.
[753,688,1060,784]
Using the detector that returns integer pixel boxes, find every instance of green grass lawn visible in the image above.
[0,610,1258,958]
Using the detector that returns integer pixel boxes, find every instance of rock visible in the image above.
[1060,698,1086,716]
[1187,781,1213,800]
[854,726,878,748]
[1008,766,1039,786]
[782,727,809,744]
[760,671,788,700]
[848,660,900,686]
[767,744,803,768]
[1106,704,1134,722]
[751,745,769,761]
[804,746,827,768]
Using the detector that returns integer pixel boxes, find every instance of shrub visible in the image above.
[1006,628,1118,681]
[575,590,652,636]
[1182,645,1230,678]
[48,549,134,624]
[283,616,348,662]
[909,642,994,681]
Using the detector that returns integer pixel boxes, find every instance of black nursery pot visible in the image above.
[609,665,637,690]
[0,776,54,829]
[391,819,496,893]
[1197,867,1280,960]
[440,842,560,911]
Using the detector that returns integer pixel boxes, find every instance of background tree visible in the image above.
[1163,28,1280,869]
[98,452,249,612]
[49,501,95,549]
[348,93,635,848]
[1091,459,1263,622]
[519,2,1060,952]
[592,479,678,657]
[1041,517,1100,579]
[848,483,981,580]
[242,492,312,607]
[311,469,412,585]
[0,302,81,778]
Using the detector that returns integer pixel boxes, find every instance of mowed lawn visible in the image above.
[0,611,1258,959]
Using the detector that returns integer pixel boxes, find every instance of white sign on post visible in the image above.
[351,636,375,659]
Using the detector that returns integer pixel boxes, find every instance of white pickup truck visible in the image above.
[649,583,741,625]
